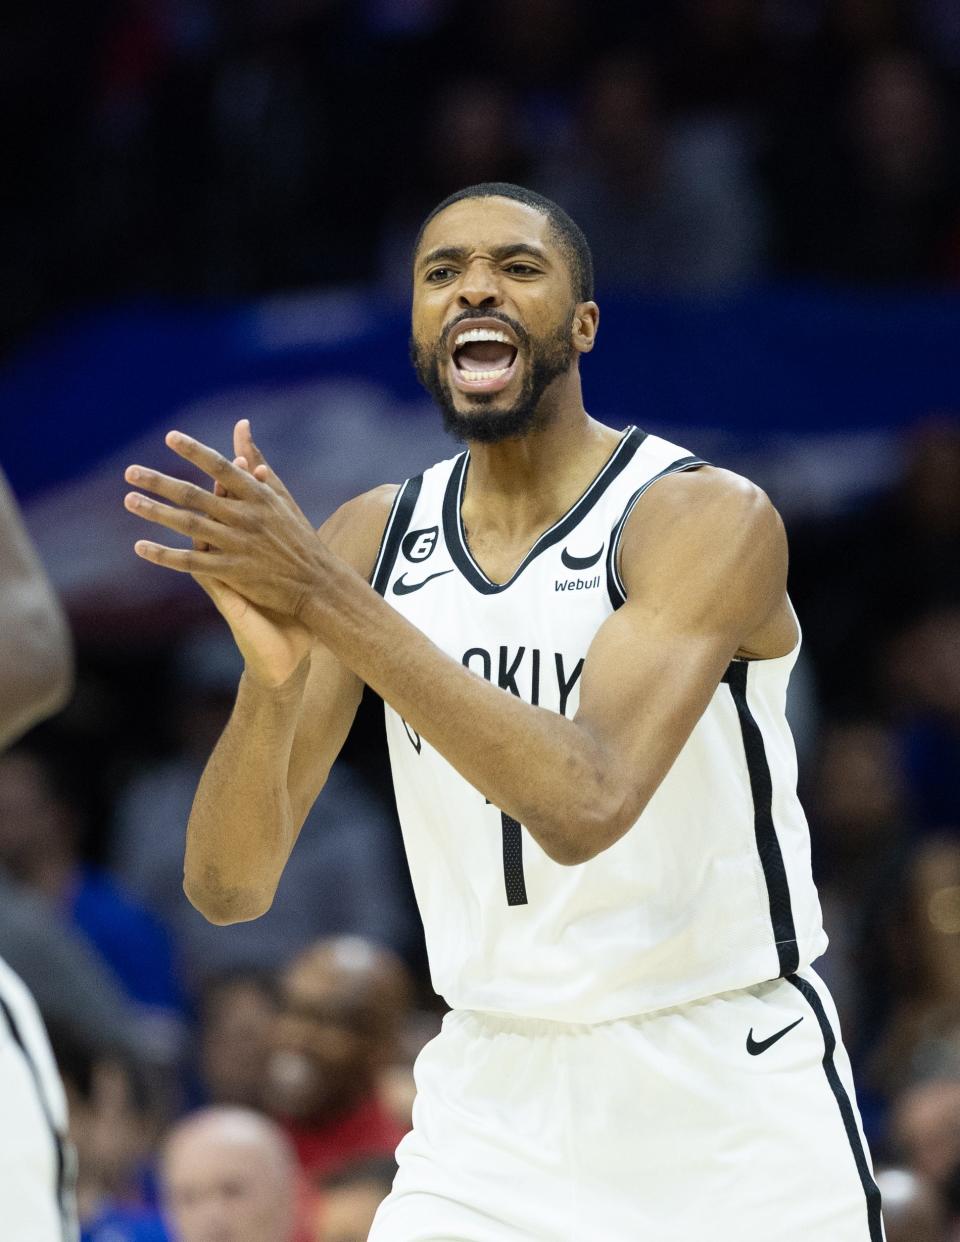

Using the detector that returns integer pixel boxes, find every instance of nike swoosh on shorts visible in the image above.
[746,1016,804,1056]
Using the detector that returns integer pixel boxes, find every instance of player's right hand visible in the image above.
[190,421,313,689]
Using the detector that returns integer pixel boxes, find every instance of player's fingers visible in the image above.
[124,465,231,517]
[251,461,293,499]
[234,419,281,482]
[234,419,265,468]
[164,431,261,498]
[212,456,249,501]
[124,492,235,547]
[133,540,214,574]
[195,456,251,548]
[235,420,294,502]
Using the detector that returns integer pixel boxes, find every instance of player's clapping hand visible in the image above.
[124,420,317,687]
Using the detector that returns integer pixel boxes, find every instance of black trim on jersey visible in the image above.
[786,974,884,1241]
[605,456,709,610]
[442,426,648,594]
[500,813,529,905]
[371,474,424,596]
[0,993,72,1242]
[722,660,800,977]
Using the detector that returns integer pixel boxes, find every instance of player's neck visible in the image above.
[461,390,621,548]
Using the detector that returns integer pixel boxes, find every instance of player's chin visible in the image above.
[447,351,521,398]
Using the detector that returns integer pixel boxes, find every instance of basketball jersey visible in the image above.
[373,426,827,1024]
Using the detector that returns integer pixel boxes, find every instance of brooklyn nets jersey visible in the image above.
[373,426,827,1024]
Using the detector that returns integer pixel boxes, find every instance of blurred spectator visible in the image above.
[872,840,960,1097]
[378,75,532,294]
[888,606,960,835]
[809,720,907,1046]
[659,0,780,120]
[113,631,418,988]
[310,1156,396,1242]
[3,0,960,348]
[790,415,960,715]
[537,51,766,292]
[266,937,411,1179]
[56,1030,167,1242]
[429,0,587,97]
[875,1166,946,1242]
[916,0,960,72]
[375,1010,442,1135]
[161,1106,299,1242]
[773,49,960,283]
[889,1078,960,1191]
[195,971,278,1109]
[146,0,394,295]
[0,747,185,1018]
[0,867,138,1062]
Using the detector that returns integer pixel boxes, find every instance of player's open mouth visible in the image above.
[448,321,520,394]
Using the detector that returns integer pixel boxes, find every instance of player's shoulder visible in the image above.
[318,483,401,579]
[648,463,778,528]
[623,464,785,563]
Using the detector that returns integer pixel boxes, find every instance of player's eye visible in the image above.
[426,267,457,283]
[505,263,539,276]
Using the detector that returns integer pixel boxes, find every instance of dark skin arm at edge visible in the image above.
[0,468,73,748]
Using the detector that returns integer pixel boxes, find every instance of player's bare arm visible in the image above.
[0,466,73,748]
[184,482,395,923]
[125,434,789,869]
[166,421,398,922]
[572,465,795,853]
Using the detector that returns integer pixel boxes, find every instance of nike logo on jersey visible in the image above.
[561,544,604,570]
[393,569,453,595]
[746,1016,803,1056]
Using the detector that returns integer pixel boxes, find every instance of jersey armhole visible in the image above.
[370,474,424,595]
[604,457,709,610]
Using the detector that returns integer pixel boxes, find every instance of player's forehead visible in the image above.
[416,196,555,266]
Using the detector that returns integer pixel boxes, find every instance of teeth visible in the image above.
[459,365,510,382]
[453,327,513,348]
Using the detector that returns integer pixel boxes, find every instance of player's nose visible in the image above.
[457,262,501,309]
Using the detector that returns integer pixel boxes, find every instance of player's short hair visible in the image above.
[415,182,594,302]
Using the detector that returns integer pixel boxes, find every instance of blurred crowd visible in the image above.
[5,0,960,1239]
[6,0,960,352]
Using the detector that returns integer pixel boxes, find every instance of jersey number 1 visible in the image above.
[500,812,528,906]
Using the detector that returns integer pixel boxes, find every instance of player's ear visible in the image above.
[572,302,599,354]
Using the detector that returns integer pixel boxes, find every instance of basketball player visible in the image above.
[123,183,884,1240]
[0,464,78,1241]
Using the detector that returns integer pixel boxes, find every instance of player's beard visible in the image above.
[410,312,576,445]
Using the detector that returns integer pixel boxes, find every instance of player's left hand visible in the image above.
[123,427,329,620]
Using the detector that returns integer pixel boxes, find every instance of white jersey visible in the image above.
[374,426,827,1024]
[0,956,77,1241]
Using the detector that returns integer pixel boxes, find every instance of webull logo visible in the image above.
[554,575,601,592]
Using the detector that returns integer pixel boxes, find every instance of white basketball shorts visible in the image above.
[0,958,77,1242]
[369,967,884,1241]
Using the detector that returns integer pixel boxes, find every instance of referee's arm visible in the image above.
[0,466,73,749]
